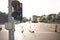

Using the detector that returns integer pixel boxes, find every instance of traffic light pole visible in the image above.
[8,0,17,40]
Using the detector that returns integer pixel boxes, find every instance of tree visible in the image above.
[46,14,52,22]
[0,11,8,24]
[39,16,46,22]
[28,17,31,21]
[23,17,28,22]
[46,14,56,22]
[55,12,60,23]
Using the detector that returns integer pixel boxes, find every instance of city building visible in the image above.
[31,15,40,23]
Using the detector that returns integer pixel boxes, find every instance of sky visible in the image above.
[0,0,60,18]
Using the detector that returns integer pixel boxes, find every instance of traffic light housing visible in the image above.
[11,1,22,21]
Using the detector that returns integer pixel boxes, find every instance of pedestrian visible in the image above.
[55,25,57,32]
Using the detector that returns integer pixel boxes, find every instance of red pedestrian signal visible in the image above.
[16,4,20,10]
[11,1,20,11]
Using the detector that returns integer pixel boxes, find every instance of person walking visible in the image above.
[55,25,57,32]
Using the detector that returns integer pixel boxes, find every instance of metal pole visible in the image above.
[8,0,17,40]
[8,0,13,40]
[9,17,15,40]
[9,29,15,40]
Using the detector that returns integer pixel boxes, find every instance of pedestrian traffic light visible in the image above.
[11,1,22,21]
[11,1,20,11]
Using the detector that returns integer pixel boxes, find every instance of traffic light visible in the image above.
[11,1,22,21]
[11,1,20,11]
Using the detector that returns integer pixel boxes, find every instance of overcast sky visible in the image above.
[0,0,60,18]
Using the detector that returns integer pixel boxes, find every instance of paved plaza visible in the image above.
[0,22,60,40]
